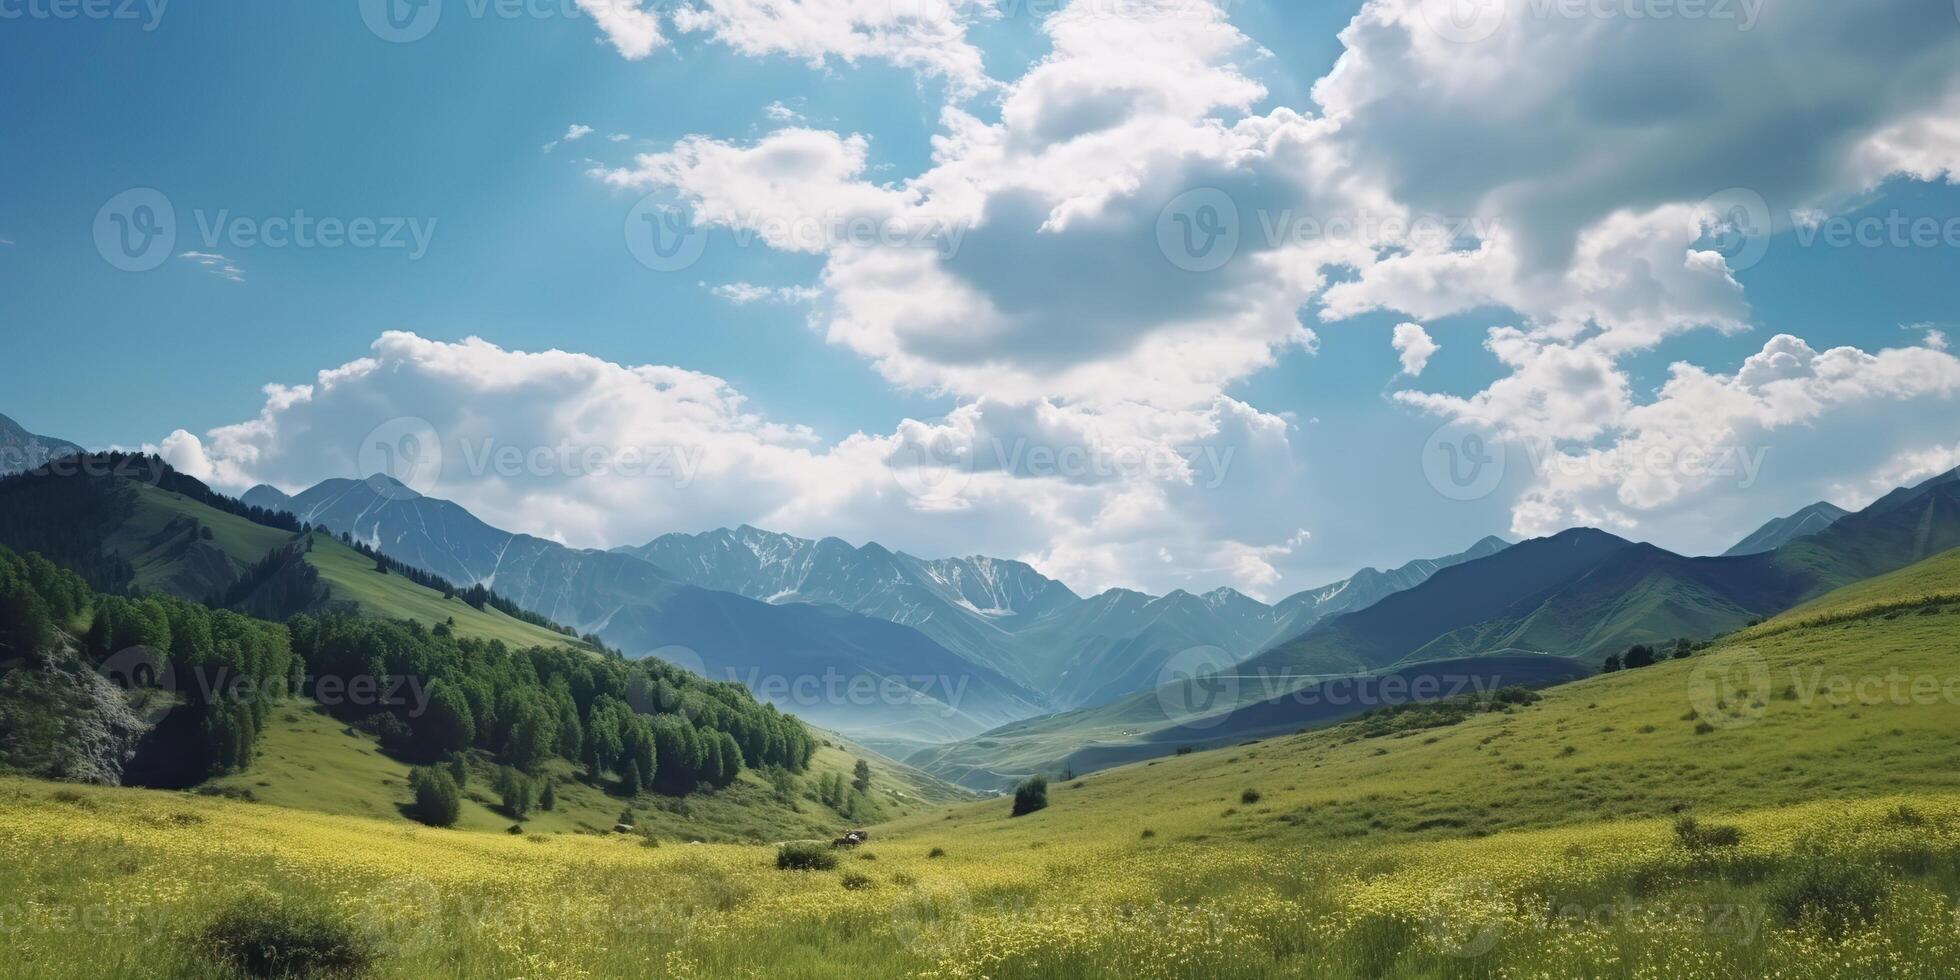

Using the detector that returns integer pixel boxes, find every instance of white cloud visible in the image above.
[575,0,665,59]
[601,0,1350,409]
[178,332,1320,597]
[1401,332,1960,548]
[1390,322,1436,377]
[763,100,801,122]
[178,251,244,282]
[544,124,597,153]
[672,0,991,97]
[549,0,1960,574]
[707,281,823,305]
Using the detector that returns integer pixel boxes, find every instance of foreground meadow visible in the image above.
[5,562,1960,978]
[5,776,1960,979]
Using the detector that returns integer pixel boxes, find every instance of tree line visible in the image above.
[1,540,816,799]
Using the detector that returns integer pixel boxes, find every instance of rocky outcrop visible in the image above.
[0,650,151,785]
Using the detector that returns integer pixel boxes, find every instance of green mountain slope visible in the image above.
[265,478,1048,740]
[891,542,1960,844]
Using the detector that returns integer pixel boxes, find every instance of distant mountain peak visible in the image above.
[1722,501,1851,557]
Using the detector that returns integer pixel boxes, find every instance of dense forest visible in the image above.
[0,531,814,796]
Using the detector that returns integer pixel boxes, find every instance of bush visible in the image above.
[1767,856,1890,936]
[494,766,537,820]
[408,767,461,827]
[1673,815,1743,851]
[1241,789,1262,805]
[539,779,556,811]
[200,896,378,978]
[1011,776,1049,817]
[927,847,946,859]
[776,841,837,871]
[840,871,875,890]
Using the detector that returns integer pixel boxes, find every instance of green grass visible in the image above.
[117,484,295,596]
[200,699,972,843]
[120,484,587,652]
[4,548,1960,977]
[297,533,589,651]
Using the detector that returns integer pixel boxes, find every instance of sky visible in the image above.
[2,0,1959,600]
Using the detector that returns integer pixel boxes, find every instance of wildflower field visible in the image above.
[4,559,1960,977]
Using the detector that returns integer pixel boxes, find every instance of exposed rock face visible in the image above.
[0,651,151,785]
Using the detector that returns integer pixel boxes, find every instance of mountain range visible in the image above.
[903,466,1960,788]
[625,526,1509,711]
[1721,501,1851,556]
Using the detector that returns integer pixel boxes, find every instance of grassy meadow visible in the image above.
[4,554,1960,977]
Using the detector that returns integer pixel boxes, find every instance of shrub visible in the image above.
[1011,776,1049,817]
[539,780,556,811]
[927,846,947,859]
[1693,721,1717,735]
[1673,815,1743,851]
[1241,789,1262,805]
[408,767,460,827]
[776,841,837,871]
[1883,804,1926,827]
[200,896,378,978]
[840,871,875,890]
[1140,828,1156,839]
[1767,856,1890,936]
[494,766,537,820]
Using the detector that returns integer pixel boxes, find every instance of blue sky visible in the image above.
[4,0,1958,597]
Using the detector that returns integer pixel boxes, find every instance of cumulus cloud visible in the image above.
[173,332,1320,597]
[1401,332,1960,548]
[671,0,991,97]
[1312,0,1960,346]
[576,0,664,59]
[568,0,1960,567]
[600,0,1350,408]
[1390,322,1436,377]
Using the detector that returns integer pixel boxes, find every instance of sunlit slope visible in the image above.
[891,561,1960,848]
[1747,545,1960,636]
[198,701,971,842]
[115,484,588,650]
